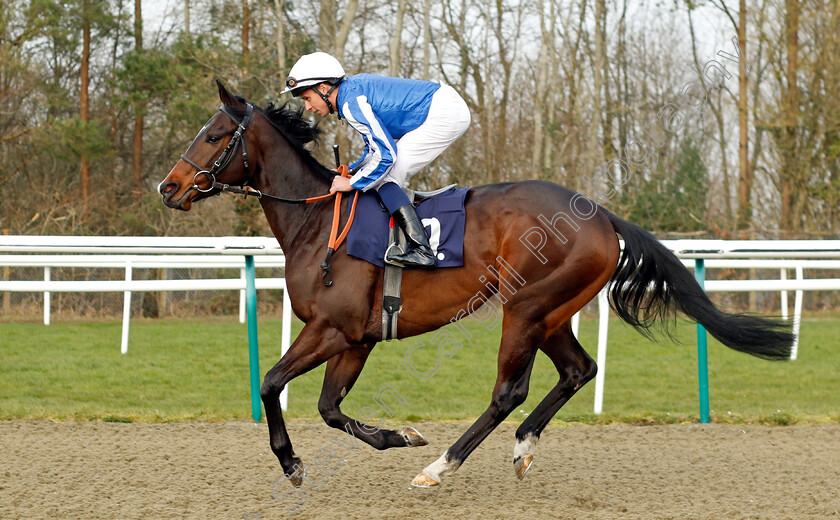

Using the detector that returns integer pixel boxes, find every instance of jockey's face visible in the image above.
[300,84,333,117]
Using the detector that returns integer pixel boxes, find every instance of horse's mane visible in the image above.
[231,96,334,183]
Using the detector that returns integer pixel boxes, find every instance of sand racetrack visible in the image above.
[1,420,838,519]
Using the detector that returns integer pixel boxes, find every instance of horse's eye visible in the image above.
[206,134,221,144]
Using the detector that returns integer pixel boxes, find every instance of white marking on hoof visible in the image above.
[514,454,534,480]
[412,452,460,487]
[410,471,440,488]
[398,426,429,447]
[513,434,538,480]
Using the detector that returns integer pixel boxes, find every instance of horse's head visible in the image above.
[159,81,256,211]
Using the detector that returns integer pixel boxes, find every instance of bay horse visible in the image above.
[159,82,792,488]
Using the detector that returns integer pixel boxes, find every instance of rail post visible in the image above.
[245,255,262,422]
[121,260,132,354]
[694,259,710,423]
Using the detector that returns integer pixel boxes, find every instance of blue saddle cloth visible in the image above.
[346,187,470,268]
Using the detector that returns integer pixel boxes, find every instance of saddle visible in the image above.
[379,185,466,341]
[346,185,468,269]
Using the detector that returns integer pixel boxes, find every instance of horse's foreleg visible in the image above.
[318,345,429,450]
[512,322,596,480]
[260,320,352,486]
[411,316,540,488]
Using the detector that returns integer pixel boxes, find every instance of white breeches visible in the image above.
[386,84,471,187]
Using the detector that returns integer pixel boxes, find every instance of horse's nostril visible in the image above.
[161,182,178,195]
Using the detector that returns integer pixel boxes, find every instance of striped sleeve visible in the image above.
[341,95,397,191]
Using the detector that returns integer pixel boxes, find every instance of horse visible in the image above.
[158,81,793,488]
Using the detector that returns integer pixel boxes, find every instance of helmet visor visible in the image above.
[281,75,345,96]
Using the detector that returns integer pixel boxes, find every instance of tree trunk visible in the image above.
[109,0,123,148]
[688,5,731,230]
[333,0,358,62]
[748,0,769,231]
[319,0,335,54]
[594,0,609,162]
[389,0,407,76]
[422,0,432,80]
[185,0,190,37]
[132,0,143,192]
[272,0,286,69]
[542,0,558,174]
[242,0,250,74]
[491,0,517,180]
[736,0,752,230]
[780,0,799,233]
[532,0,547,172]
[81,0,91,212]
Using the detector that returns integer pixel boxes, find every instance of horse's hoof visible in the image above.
[514,454,534,480]
[410,471,440,488]
[399,426,429,447]
[287,462,306,487]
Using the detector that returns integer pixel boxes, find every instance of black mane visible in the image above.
[231,96,334,182]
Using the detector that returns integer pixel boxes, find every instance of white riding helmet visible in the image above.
[281,52,346,96]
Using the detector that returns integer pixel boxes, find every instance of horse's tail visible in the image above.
[603,210,793,360]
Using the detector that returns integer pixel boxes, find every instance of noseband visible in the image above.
[181,103,255,193]
[176,100,362,286]
[178,105,362,205]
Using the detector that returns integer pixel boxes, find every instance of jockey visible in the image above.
[281,52,471,269]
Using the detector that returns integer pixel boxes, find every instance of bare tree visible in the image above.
[81,0,91,212]
[593,0,608,164]
[531,0,550,173]
[735,0,750,230]
[272,0,287,69]
[242,0,251,74]
[779,0,800,232]
[132,0,143,192]
[334,0,358,62]
[713,0,752,231]
[318,0,357,61]
[422,0,432,80]
[185,0,191,37]
[687,4,733,229]
[389,0,408,75]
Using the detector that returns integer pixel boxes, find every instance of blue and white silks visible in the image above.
[337,74,441,191]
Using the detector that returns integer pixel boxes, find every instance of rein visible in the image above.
[180,102,360,286]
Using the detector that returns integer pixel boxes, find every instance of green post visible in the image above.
[245,255,262,422]
[694,259,710,423]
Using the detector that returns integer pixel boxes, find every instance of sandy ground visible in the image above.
[1,420,838,519]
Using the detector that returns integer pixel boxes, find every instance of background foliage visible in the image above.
[1,0,839,239]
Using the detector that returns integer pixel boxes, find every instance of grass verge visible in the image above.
[1,313,837,424]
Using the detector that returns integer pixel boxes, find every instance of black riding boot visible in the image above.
[386,204,437,269]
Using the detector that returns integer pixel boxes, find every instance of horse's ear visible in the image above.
[216,80,245,109]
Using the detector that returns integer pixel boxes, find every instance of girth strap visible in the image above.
[381,189,413,340]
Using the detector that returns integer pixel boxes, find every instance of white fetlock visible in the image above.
[513,434,538,480]
[410,452,460,488]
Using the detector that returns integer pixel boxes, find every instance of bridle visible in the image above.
[179,102,351,205]
[181,103,254,195]
[177,101,361,286]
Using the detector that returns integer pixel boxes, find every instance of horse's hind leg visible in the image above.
[411,316,540,488]
[318,345,428,450]
[513,321,596,480]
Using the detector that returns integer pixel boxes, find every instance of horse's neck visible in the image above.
[254,135,333,259]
